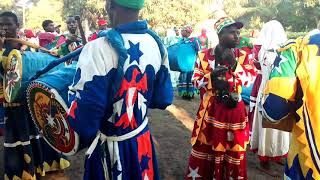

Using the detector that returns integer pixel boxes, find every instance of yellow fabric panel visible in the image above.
[295,43,320,179]
[298,44,320,130]
[288,106,320,179]
[233,62,243,74]
[264,77,297,101]
[238,49,247,65]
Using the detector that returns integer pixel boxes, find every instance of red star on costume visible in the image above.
[115,69,148,129]
[137,131,154,180]
[68,101,78,119]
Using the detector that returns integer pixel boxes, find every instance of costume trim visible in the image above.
[303,104,320,173]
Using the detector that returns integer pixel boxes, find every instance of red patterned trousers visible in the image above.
[185,141,247,180]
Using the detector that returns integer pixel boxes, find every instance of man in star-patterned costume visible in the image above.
[67,0,173,179]
[185,17,256,180]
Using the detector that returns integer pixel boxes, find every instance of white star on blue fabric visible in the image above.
[273,53,288,74]
[127,41,143,64]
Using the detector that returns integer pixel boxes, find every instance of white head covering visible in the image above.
[256,20,287,49]
[256,20,287,67]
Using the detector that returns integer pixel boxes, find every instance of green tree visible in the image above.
[224,0,320,32]
[0,0,15,10]
[63,0,106,31]
[141,0,209,32]
[26,0,64,30]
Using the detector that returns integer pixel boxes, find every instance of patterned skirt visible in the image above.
[178,72,197,98]
[4,104,70,180]
[186,141,247,180]
[187,98,249,180]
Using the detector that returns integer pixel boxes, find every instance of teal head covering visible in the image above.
[114,0,145,10]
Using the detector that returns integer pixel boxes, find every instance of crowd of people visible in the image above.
[0,0,319,180]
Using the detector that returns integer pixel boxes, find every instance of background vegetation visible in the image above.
[0,0,319,34]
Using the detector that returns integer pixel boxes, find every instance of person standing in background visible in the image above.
[88,18,108,41]
[55,24,62,35]
[198,28,209,50]
[177,25,199,100]
[249,20,290,176]
[58,16,82,56]
[164,27,182,88]
[38,20,57,48]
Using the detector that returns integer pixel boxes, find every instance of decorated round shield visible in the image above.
[27,82,79,156]
[3,49,23,103]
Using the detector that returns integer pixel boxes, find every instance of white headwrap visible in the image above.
[256,20,287,68]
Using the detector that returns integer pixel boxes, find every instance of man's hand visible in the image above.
[66,35,80,44]
[211,66,228,80]
[70,34,79,41]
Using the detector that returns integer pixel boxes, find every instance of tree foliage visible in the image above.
[1,0,320,33]
[140,0,209,33]
[63,0,105,29]
[0,0,15,9]
[225,0,320,31]
[26,0,64,30]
